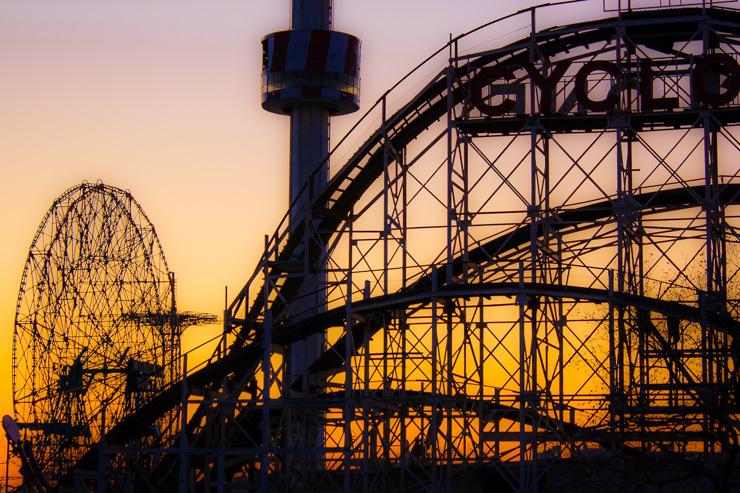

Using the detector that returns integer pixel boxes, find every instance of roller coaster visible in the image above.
[6,1,740,491]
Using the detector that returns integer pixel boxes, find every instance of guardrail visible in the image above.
[603,0,736,12]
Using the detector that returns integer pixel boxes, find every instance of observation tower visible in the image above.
[261,0,361,383]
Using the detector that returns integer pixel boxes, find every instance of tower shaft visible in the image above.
[288,0,331,389]
[292,0,331,30]
[261,0,360,384]
[289,0,332,219]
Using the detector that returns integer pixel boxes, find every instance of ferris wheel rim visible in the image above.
[11,181,176,483]
[12,181,171,406]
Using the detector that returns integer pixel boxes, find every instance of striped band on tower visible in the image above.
[261,30,361,115]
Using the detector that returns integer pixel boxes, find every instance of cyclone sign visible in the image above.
[470,53,740,117]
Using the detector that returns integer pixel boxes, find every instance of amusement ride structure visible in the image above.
[4,0,740,491]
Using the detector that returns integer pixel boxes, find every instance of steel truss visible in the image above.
[55,4,740,493]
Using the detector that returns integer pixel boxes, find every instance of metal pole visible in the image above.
[381,96,390,490]
[608,270,617,449]
[344,209,354,493]
[445,36,454,492]
[178,353,188,493]
[517,261,527,493]
[288,0,331,389]
[431,265,439,490]
[4,437,10,493]
[261,310,272,493]
[261,234,271,493]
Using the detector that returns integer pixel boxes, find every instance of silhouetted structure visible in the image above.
[5,1,740,492]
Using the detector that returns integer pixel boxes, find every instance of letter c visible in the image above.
[471,65,517,117]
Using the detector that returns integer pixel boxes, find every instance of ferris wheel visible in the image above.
[11,182,179,485]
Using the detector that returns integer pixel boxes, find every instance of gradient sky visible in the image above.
[0,0,611,481]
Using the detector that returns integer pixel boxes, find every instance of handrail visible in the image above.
[604,0,737,13]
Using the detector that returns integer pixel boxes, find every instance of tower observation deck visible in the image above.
[261,0,360,207]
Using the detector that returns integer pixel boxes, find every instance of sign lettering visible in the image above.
[470,56,740,117]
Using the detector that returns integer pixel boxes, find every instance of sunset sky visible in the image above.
[0,0,613,481]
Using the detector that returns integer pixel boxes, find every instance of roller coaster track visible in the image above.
[60,6,740,489]
[229,5,740,334]
[63,182,740,486]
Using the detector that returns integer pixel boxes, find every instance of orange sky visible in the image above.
[0,0,609,484]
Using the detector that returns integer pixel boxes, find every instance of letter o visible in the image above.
[693,53,740,107]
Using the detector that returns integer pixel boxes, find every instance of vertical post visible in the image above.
[525,16,553,486]
[169,271,180,384]
[96,403,106,493]
[382,97,389,298]
[178,353,188,493]
[608,270,617,448]
[261,234,272,493]
[362,263,370,493]
[380,96,391,490]
[614,24,638,448]
[445,35,455,493]
[478,265,485,462]
[5,436,11,493]
[216,448,225,493]
[261,310,272,493]
[223,286,229,359]
[344,209,355,493]
[517,261,528,493]
[396,142,410,487]
[446,35,455,286]
[557,235,565,428]
[431,265,439,490]
[380,97,392,484]
[701,19,726,452]
[399,143,409,490]
[446,303,453,493]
